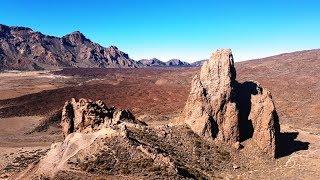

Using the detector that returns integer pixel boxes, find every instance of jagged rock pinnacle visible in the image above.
[180,48,280,157]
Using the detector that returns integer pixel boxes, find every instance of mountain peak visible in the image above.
[69,31,84,36]
[108,45,119,50]
[0,24,33,33]
[65,31,86,38]
[166,59,190,66]
[63,30,90,44]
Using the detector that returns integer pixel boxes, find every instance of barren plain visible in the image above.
[0,49,320,179]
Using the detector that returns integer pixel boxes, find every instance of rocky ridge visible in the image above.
[138,58,167,67]
[16,98,232,179]
[60,98,142,137]
[180,49,280,157]
[138,58,191,67]
[0,24,139,70]
[165,59,190,67]
[190,59,207,67]
[0,24,197,70]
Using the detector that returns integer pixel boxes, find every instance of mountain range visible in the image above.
[138,58,192,67]
[0,24,197,70]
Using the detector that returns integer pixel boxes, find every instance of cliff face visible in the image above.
[180,49,280,157]
[0,24,139,70]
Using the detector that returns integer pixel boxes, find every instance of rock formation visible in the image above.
[180,49,280,157]
[239,82,280,156]
[61,98,141,136]
[16,99,232,179]
[180,49,239,142]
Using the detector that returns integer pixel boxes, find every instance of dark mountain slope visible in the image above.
[138,58,167,67]
[0,24,139,70]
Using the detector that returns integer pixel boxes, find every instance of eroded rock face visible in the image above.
[181,49,239,143]
[246,82,280,157]
[61,98,139,137]
[17,100,231,179]
[181,49,280,157]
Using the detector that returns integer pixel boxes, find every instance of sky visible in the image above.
[0,0,319,62]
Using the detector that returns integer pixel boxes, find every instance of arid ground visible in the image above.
[0,49,320,179]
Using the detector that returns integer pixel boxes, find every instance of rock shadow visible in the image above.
[233,81,258,142]
[209,116,219,139]
[275,132,310,158]
[64,102,75,133]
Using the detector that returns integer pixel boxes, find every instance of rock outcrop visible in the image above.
[180,49,280,157]
[16,99,232,179]
[181,49,239,143]
[241,82,280,155]
[61,98,141,137]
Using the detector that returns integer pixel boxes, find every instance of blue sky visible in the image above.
[0,0,319,62]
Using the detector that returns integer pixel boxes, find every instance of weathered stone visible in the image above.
[181,49,239,143]
[112,109,136,125]
[60,98,139,136]
[181,49,280,157]
[248,83,280,157]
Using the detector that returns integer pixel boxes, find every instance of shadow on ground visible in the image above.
[276,132,310,158]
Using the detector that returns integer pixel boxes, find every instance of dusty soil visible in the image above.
[0,71,78,100]
[0,68,197,120]
[0,116,60,178]
[1,49,320,179]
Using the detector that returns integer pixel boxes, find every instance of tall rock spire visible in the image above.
[180,49,280,157]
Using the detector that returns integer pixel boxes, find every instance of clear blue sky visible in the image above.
[1,0,319,62]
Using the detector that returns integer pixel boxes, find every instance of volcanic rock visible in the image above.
[61,98,141,137]
[180,49,280,157]
[181,49,239,143]
[238,82,280,156]
[16,99,232,179]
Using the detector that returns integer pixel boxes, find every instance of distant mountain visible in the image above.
[138,58,167,67]
[0,24,139,70]
[0,24,203,70]
[165,59,190,66]
[138,58,191,67]
[190,59,207,67]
